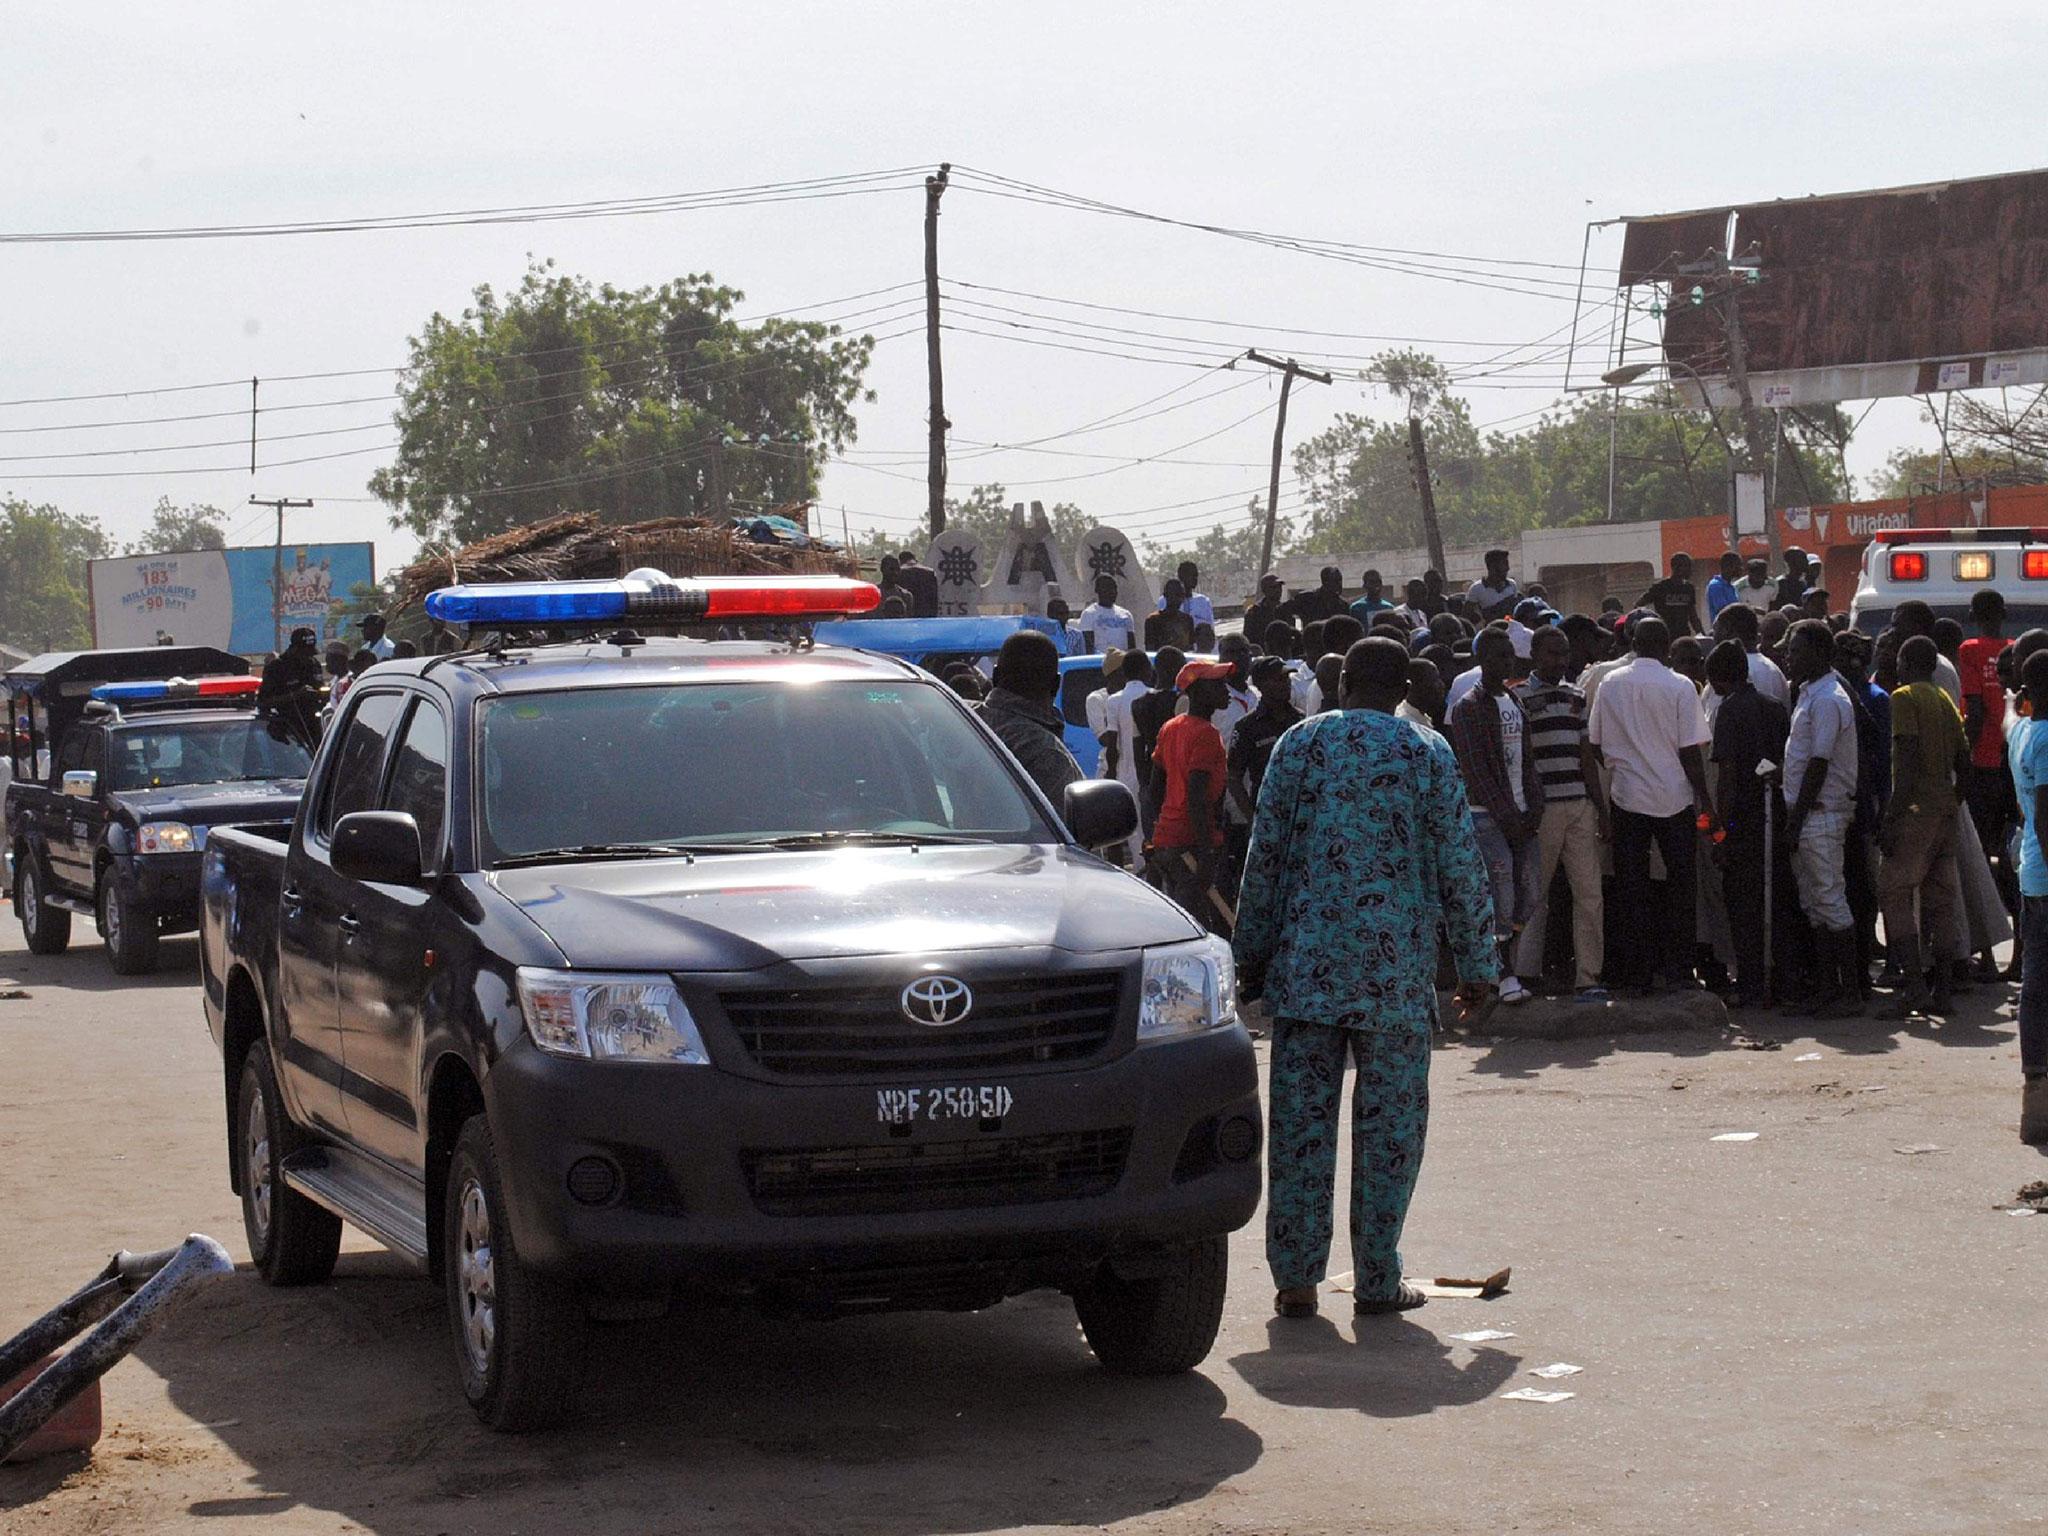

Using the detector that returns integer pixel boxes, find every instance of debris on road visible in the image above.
[1501,1388,1575,1404]
[1794,1052,1825,1062]
[1893,1144,1945,1155]
[1449,1329,1516,1342]
[1529,1363,1584,1379]
[1732,1034,1781,1051]
[1423,1267,1512,1299]
[1711,1132,1760,1142]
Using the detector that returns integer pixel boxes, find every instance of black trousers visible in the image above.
[1612,806,1696,987]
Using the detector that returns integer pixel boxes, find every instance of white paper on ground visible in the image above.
[1794,1052,1824,1062]
[1501,1388,1575,1404]
[1529,1363,1584,1379]
[1711,1132,1760,1142]
[2008,1207,2039,1217]
[1449,1329,1516,1342]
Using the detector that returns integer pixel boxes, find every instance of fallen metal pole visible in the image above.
[0,1235,232,1463]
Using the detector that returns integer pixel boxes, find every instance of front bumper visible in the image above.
[107,852,202,932]
[484,1024,1261,1303]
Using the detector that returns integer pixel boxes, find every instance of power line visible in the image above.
[0,168,930,245]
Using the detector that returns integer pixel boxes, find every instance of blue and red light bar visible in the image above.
[423,571,881,627]
[90,676,261,704]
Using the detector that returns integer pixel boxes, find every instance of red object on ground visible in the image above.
[0,1353,102,1462]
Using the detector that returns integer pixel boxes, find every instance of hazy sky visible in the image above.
[4,2,2043,579]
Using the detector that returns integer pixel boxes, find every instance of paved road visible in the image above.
[4,922,2047,1535]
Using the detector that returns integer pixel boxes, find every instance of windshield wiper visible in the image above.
[738,830,987,849]
[490,841,744,869]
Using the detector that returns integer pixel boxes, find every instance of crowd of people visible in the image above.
[964,545,2048,1319]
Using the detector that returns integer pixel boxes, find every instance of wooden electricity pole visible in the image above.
[249,495,313,653]
[1245,350,1331,579]
[1407,414,1448,579]
[924,163,951,538]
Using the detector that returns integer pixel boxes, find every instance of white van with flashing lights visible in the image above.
[1849,527,2048,636]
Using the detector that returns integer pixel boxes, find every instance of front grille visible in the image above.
[743,1128,1133,1217]
[720,972,1122,1077]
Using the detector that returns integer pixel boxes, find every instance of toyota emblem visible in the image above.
[901,975,972,1026]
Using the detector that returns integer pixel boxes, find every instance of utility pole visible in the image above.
[924,163,951,540]
[249,495,313,653]
[1407,414,1449,579]
[1244,350,1331,579]
[1683,246,1779,566]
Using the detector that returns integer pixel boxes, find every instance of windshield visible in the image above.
[477,679,1055,863]
[109,719,312,791]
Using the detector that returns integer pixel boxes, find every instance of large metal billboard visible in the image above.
[88,542,376,654]
[1617,168,2048,407]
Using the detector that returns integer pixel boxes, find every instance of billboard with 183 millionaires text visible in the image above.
[87,542,377,654]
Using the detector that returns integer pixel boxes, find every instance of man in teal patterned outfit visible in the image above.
[1235,637,1498,1319]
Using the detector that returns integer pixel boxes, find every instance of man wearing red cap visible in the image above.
[1147,661,1236,932]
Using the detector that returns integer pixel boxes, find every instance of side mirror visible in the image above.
[331,811,425,887]
[61,770,97,799]
[1063,778,1139,851]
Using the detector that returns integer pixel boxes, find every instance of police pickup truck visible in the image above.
[199,573,1260,1430]
[4,647,311,973]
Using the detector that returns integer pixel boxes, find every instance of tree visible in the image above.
[0,498,112,652]
[126,496,228,555]
[1140,497,1283,606]
[1293,350,1851,552]
[371,261,877,545]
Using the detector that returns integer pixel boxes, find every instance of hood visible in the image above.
[110,778,305,825]
[488,843,1199,971]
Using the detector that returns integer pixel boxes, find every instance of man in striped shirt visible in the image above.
[1512,625,1611,1001]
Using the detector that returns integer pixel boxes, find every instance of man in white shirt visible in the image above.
[1782,618,1863,1017]
[1735,557,1776,612]
[1466,548,1520,621]
[1100,649,1154,867]
[1711,603,1789,704]
[1157,561,1215,630]
[1588,616,1715,992]
[1079,575,1137,654]
[360,613,397,661]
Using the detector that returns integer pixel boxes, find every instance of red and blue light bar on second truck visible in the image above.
[90,676,261,704]
[424,572,882,627]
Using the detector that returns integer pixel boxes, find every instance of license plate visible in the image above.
[876,1085,1014,1126]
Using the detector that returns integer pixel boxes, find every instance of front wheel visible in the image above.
[444,1116,587,1431]
[100,878,159,975]
[16,855,71,955]
[238,1042,341,1285]
[1074,1237,1229,1376]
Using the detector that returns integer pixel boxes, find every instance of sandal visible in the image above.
[1274,1286,1319,1318]
[1353,1281,1429,1315]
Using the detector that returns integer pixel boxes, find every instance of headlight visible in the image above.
[136,821,196,855]
[514,968,710,1065]
[1138,937,1239,1042]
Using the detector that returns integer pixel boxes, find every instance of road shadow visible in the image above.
[127,1252,1262,1534]
[1458,1027,1736,1081]
[0,933,200,996]
[1229,1315,1521,1417]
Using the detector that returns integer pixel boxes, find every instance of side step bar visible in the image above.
[45,894,94,915]
[281,1145,430,1266]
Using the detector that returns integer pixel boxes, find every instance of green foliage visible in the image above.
[125,496,228,555]
[935,484,1092,557]
[1293,353,1851,551]
[0,498,112,652]
[371,261,877,545]
[1140,497,1284,605]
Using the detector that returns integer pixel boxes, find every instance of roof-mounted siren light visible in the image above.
[422,571,882,628]
[88,676,261,704]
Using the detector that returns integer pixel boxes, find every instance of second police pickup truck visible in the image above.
[199,573,1261,1429]
[5,647,312,973]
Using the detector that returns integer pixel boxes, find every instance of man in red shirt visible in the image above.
[1959,590,2016,921]
[1149,660,1236,933]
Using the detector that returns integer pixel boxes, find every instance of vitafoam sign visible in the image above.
[88,543,375,653]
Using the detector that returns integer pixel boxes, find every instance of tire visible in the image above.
[16,854,71,955]
[100,878,160,975]
[444,1116,586,1431]
[237,1042,341,1286]
[1074,1236,1229,1377]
